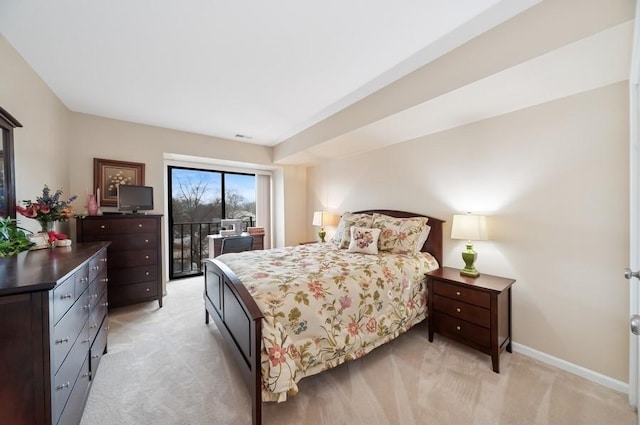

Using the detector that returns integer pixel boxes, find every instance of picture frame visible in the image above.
[94,158,145,207]
[29,234,50,250]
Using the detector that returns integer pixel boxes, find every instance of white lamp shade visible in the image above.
[451,214,488,241]
[312,211,324,227]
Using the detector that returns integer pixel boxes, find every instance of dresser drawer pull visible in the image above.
[92,265,100,271]
[100,258,107,263]
[55,337,69,344]
[82,304,91,310]
[82,338,91,344]
[145,288,150,292]
[100,225,106,229]
[60,293,73,300]
[456,308,461,313]
[92,354,100,359]
[456,291,461,296]
[145,271,150,276]
[145,255,150,259]
[144,239,149,243]
[102,302,109,307]
[101,278,109,283]
[56,382,70,391]
[456,326,461,331]
[90,323,98,329]
[138,224,143,227]
[82,372,91,379]
[80,277,88,283]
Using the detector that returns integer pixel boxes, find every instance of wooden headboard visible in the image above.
[353,209,444,266]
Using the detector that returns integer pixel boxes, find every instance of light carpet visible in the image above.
[80,277,636,425]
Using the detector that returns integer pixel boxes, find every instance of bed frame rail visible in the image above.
[204,258,263,425]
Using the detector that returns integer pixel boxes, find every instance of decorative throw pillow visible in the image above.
[347,226,380,255]
[331,212,374,248]
[371,213,430,254]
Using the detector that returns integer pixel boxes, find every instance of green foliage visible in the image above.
[0,217,35,257]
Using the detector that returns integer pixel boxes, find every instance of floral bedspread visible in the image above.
[216,242,439,402]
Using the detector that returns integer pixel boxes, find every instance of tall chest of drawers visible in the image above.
[76,214,163,308]
[0,242,110,425]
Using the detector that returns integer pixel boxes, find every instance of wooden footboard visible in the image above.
[204,258,263,425]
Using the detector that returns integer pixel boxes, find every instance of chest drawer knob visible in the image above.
[456,326,461,331]
[55,337,69,344]
[456,308,461,313]
[145,255,150,259]
[100,225,106,229]
[138,224,143,228]
[56,382,70,391]
[144,239,149,243]
[145,288,150,292]
[456,291,461,296]
[60,293,73,300]
[82,338,91,344]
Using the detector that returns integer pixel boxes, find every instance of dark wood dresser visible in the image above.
[426,266,515,373]
[0,241,110,425]
[76,214,163,308]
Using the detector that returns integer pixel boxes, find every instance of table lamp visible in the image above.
[313,211,326,242]
[451,213,488,277]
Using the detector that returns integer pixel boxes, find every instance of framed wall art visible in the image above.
[93,158,145,207]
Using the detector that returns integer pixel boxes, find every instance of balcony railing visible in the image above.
[170,217,255,279]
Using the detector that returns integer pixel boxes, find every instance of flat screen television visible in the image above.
[117,185,154,214]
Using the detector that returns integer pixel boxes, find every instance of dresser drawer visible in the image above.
[88,248,108,283]
[90,318,109,378]
[80,217,158,235]
[52,291,91,372]
[108,265,158,286]
[52,275,77,325]
[432,312,490,349]
[74,263,91,295]
[433,294,491,328]
[109,281,158,307]
[109,248,157,268]
[53,319,90,424]
[432,281,490,308]
[56,354,91,425]
[89,292,108,341]
[81,232,157,251]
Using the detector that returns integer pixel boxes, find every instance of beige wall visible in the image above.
[307,82,629,382]
[0,35,72,234]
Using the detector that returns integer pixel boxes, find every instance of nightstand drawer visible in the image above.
[432,281,490,308]
[433,294,491,328]
[432,312,490,348]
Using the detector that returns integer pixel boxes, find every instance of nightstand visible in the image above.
[426,267,516,373]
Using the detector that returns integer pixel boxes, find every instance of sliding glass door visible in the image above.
[168,165,256,279]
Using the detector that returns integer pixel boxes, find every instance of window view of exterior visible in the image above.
[169,166,256,279]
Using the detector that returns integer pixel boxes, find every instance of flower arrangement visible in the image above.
[16,185,78,232]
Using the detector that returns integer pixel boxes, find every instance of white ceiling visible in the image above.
[0,0,539,147]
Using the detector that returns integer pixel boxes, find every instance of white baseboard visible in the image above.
[512,342,629,394]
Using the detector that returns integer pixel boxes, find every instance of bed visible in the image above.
[203,210,444,425]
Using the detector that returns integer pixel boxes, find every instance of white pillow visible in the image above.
[347,226,380,255]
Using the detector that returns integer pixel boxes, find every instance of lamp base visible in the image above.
[318,229,326,243]
[460,242,480,277]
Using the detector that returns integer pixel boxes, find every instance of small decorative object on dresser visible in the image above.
[426,266,515,373]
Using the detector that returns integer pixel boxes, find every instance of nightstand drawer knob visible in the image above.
[456,308,461,313]
[456,291,461,296]
[456,326,461,331]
